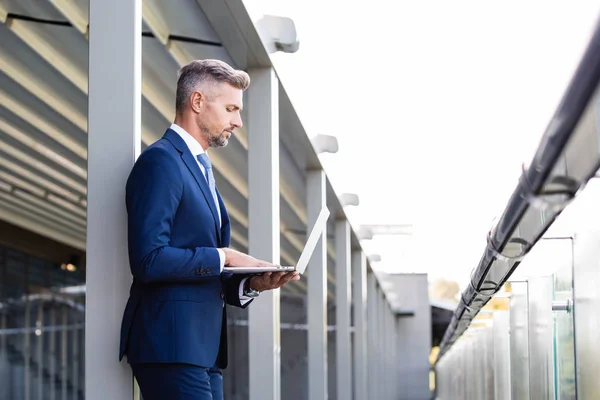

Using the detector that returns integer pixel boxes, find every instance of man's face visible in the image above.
[195,82,244,148]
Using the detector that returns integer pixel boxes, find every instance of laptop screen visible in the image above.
[295,207,330,274]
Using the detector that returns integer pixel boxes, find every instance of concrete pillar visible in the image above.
[367,270,378,399]
[389,304,394,399]
[394,315,400,400]
[86,0,141,399]
[248,67,281,400]
[377,288,384,399]
[308,169,328,400]
[335,219,352,400]
[352,251,368,400]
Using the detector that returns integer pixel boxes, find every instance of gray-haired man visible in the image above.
[119,59,299,399]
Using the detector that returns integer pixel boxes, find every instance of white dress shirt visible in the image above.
[170,123,222,225]
[170,124,251,303]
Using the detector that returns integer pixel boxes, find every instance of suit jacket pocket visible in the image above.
[144,280,221,303]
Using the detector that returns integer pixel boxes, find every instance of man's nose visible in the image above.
[232,115,243,129]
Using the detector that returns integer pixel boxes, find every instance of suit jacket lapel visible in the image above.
[217,188,230,247]
[164,129,222,243]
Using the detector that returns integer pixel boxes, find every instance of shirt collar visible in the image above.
[170,123,206,157]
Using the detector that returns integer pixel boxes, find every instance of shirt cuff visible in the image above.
[217,249,225,273]
[239,277,252,305]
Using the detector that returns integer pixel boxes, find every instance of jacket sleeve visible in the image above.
[126,147,221,283]
[222,273,254,308]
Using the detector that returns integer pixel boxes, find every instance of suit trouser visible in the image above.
[131,363,223,400]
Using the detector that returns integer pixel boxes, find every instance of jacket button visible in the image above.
[220,292,225,299]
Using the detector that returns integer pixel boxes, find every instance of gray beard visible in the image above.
[208,134,228,148]
[200,124,228,148]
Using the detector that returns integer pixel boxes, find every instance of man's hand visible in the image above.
[221,248,274,267]
[249,271,300,292]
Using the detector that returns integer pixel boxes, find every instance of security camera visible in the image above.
[311,134,339,154]
[256,15,300,54]
[340,193,360,207]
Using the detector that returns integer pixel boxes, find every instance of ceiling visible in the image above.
[0,0,360,301]
[0,0,414,314]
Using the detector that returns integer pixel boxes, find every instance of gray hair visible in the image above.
[175,59,250,114]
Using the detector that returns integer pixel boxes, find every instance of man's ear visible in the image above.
[190,91,204,113]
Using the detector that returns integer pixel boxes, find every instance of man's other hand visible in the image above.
[221,248,273,267]
[249,271,300,292]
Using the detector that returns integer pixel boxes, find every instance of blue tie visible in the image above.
[197,153,221,224]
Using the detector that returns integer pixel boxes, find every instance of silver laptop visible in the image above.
[223,207,330,274]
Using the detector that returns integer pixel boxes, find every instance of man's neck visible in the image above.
[173,117,209,151]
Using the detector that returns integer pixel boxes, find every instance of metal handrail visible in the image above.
[438,16,600,360]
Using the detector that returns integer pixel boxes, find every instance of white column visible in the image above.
[382,302,388,400]
[335,219,352,400]
[394,315,400,400]
[308,169,328,400]
[388,304,396,398]
[385,295,391,400]
[86,1,141,399]
[381,301,386,400]
[367,271,377,398]
[377,288,384,400]
[352,251,368,400]
[391,313,400,399]
[388,304,393,399]
[248,67,281,400]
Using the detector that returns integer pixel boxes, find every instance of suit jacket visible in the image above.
[119,128,252,368]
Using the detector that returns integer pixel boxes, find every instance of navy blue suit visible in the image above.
[119,128,252,398]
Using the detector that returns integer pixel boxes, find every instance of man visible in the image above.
[119,59,299,399]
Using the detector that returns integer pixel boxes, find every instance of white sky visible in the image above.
[243,0,600,288]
